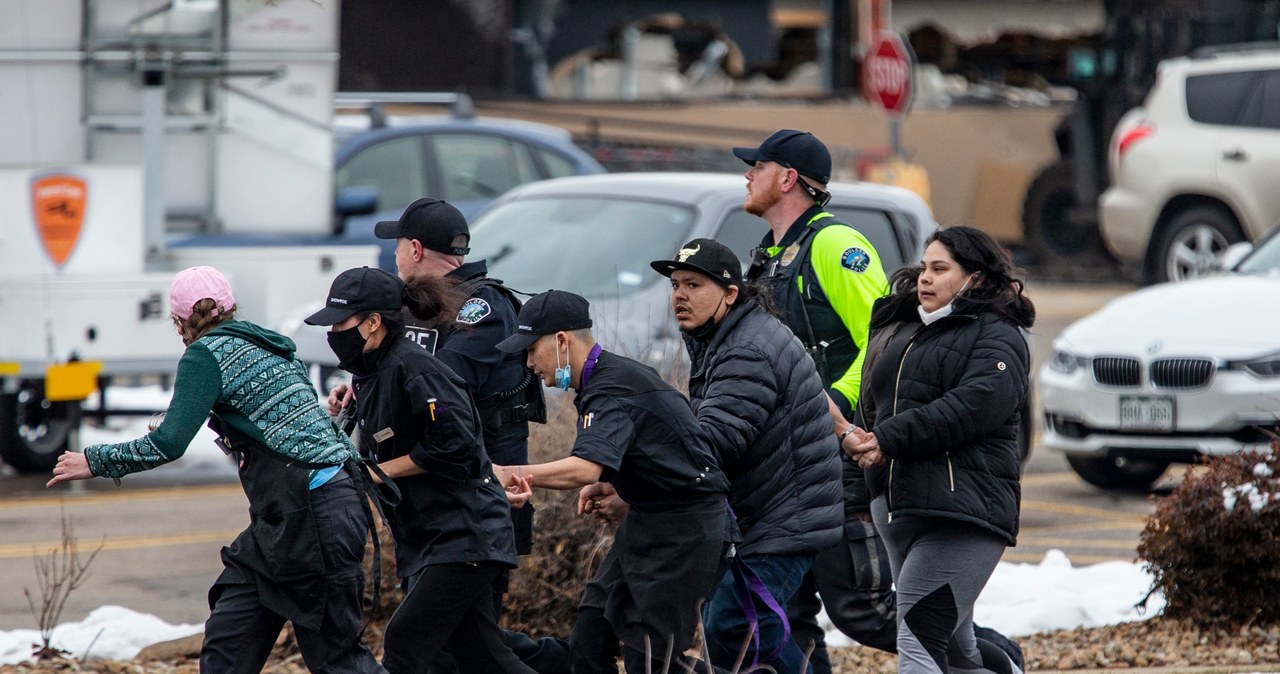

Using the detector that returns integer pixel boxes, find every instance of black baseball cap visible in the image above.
[495,290,593,353]
[650,238,744,289]
[732,129,832,184]
[373,198,471,255]
[304,267,404,326]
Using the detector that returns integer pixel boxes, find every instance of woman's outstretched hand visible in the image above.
[47,451,92,487]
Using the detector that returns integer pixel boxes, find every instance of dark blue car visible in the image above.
[173,111,606,272]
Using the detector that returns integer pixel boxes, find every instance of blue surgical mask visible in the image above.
[554,344,572,391]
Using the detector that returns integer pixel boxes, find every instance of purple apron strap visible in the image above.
[725,501,792,668]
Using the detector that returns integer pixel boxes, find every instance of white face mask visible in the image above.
[917,302,953,326]
[917,274,976,326]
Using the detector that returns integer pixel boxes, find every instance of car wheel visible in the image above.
[1065,453,1169,491]
[1021,160,1110,265]
[1145,205,1244,284]
[0,383,72,473]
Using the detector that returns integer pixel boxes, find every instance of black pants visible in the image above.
[200,580,384,674]
[200,476,384,674]
[383,562,536,674]
[427,572,572,674]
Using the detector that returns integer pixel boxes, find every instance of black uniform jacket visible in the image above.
[439,262,532,456]
[571,350,735,655]
[570,350,729,508]
[351,334,517,578]
[685,299,842,556]
[860,297,1029,545]
[402,259,537,553]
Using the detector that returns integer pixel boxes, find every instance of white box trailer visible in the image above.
[0,0,377,472]
[0,165,178,377]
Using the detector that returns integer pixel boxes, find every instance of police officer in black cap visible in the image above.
[306,267,537,674]
[492,290,736,674]
[357,198,555,672]
[372,197,542,555]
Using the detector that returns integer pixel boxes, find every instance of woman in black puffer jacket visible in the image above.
[843,226,1034,674]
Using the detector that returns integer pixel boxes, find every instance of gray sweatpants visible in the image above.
[870,497,1013,674]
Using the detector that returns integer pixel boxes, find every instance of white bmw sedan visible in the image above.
[1040,229,1280,491]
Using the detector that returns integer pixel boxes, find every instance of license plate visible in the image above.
[1118,396,1175,431]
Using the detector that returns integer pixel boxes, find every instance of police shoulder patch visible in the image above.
[840,247,871,273]
[456,298,492,325]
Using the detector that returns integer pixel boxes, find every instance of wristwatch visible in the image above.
[838,425,859,443]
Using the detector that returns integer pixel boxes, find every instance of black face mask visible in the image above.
[327,324,370,374]
[679,293,728,342]
[682,314,720,342]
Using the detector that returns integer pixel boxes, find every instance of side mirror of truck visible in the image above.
[335,186,379,217]
[333,186,379,235]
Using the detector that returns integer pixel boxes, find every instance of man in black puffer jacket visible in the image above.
[651,239,841,674]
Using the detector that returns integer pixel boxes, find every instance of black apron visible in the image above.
[580,497,733,655]
[207,421,363,633]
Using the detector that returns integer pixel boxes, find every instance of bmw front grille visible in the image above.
[1092,356,1142,387]
[1150,357,1214,389]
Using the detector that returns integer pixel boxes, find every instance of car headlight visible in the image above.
[1049,348,1087,374]
[1242,355,1280,377]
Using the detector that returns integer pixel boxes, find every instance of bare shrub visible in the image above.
[1137,445,1280,626]
[24,506,104,660]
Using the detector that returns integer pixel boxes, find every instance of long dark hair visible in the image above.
[399,274,470,331]
[881,226,1035,328]
[737,279,783,318]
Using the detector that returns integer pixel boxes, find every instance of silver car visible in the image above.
[469,172,938,369]
[286,171,938,410]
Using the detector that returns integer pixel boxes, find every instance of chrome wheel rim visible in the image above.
[1166,224,1230,282]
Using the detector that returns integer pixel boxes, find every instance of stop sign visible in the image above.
[862,33,913,116]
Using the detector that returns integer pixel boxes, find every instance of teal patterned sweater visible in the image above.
[86,321,357,479]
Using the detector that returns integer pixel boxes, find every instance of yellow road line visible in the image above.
[1020,499,1149,521]
[1017,536,1140,550]
[1025,519,1148,535]
[1020,471,1089,487]
[0,484,242,511]
[0,530,240,560]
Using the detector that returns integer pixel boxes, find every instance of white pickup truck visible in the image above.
[0,0,377,471]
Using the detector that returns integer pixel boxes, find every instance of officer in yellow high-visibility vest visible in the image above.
[734,128,891,674]
[732,129,1024,674]
[736,129,889,420]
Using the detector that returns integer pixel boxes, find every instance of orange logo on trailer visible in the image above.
[31,173,87,268]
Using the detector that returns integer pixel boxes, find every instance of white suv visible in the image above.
[1099,48,1280,284]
